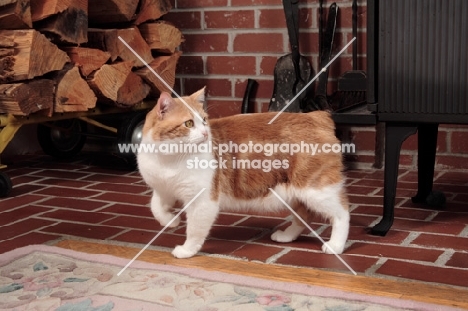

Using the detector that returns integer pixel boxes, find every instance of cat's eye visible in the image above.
[184,120,194,128]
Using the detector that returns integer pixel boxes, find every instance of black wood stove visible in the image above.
[334,0,468,235]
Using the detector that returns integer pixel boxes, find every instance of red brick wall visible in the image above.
[165,0,468,170]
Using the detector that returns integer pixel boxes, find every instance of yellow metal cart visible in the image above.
[0,100,154,197]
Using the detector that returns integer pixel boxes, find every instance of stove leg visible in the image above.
[371,123,417,236]
[412,123,445,207]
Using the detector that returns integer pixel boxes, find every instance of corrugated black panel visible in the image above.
[378,0,468,116]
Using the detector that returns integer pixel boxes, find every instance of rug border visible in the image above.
[1,241,464,310]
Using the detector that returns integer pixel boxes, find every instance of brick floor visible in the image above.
[1,153,468,289]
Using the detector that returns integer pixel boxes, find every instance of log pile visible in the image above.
[0,0,182,116]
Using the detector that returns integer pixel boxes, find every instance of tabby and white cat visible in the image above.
[137,88,349,259]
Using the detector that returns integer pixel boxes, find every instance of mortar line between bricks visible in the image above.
[22,208,61,221]
[3,221,62,241]
[105,228,133,241]
[368,216,382,228]
[96,214,120,225]
[364,257,388,275]
[89,202,116,212]
[227,240,452,268]
[1,195,58,212]
[32,201,118,212]
[254,8,260,29]
[33,180,102,191]
[272,250,466,270]
[394,197,409,208]
[13,176,50,185]
[60,196,148,205]
[458,225,468,237]
[243,228,274,244]
[77,172,143,182]
[227,33,234,53]
[107,226,187,237]
[346,238,450,251]
[404,229,468,238]
[230,215,252,226]
[33,216,116,227]
[0,226,51,244]
[347,204,360,212]
[379,257,468,271]
[344,240,355,251]
[245,239,318,252]
[424,211,440,222]
[29,187,105,199]
[310,224,328,236]
[369,187,384,196]
[396,232,422,248]
[434,249,456,266]
[81,181,106,190]
[265,248,291,264]
[29,169,92,177]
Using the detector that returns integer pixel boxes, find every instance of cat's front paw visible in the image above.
[172,245,198,259]
[322,241,345,254]
[156,213,180,228]
[271,230,296,243]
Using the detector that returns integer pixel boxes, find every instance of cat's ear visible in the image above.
[191,87,206,104]
[156,92,173,119]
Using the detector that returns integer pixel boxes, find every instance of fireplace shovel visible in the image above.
[268,0,314,113]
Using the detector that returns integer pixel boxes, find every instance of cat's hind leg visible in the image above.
[271,201,308,243]
[300,184,349,254]
[172,199,219,259]
[150,190,180,228]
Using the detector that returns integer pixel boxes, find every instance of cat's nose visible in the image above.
[202,130,208,137]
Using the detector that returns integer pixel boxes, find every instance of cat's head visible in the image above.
[142,88,209,146]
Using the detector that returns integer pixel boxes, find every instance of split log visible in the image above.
[87,27,152,67]
[0,33,14,47]
[33,0,88,44]
[0,79,54,116]
[138,21,183,53]
[0,0,32,29]
[88,61,150,107]
[63,47,111,77]
[134,0,171,25]
[88,0,138,25]
[0,29,70,83]
[135,51,181,97]
[30,0,77,21]
[53,65,96,112]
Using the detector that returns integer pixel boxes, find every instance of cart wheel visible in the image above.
[0,171,12,198]
[37,119,87,159]
[117,111,148,168]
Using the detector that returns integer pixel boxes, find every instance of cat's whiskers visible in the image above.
[205,105,216,113]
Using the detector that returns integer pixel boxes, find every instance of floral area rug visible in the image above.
[0,245,460,311]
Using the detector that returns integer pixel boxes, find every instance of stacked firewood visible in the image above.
[0,0,182,116]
